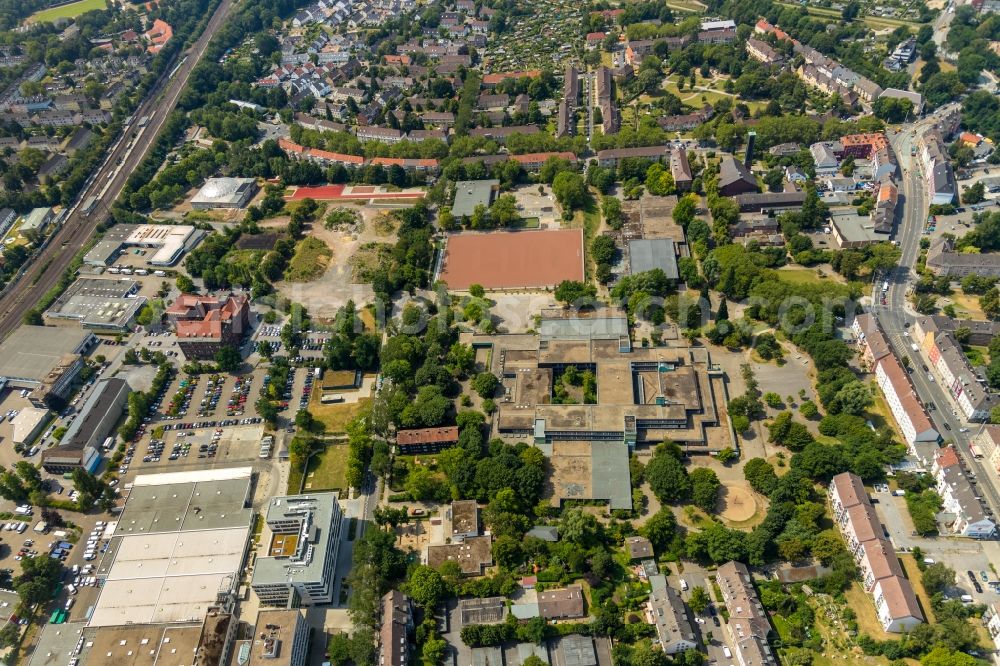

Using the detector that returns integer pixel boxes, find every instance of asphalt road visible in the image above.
[0,0,235,341]
[874,106,1000,518]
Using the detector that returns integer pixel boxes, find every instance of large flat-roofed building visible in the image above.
[231,609,310,666]
[829,208,886,248]
[89,467,254,627]
[471,308,727,511]
[167,293,251,359]
[84,224,205,267]
[45,277,146,333]
[29,621,206,666]
[452,179,499,218]
[251,493,343,607]
[191,177,258,209]
[0,325,95,396]
[628,239,678,280]
[42,377,129,474]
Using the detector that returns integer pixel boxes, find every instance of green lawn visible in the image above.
[285,237,332,282]
[775,267,845,286]
[28,0,107,23]
[288,441,351,494]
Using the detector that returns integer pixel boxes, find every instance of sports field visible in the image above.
[28,0,107,23]
[436,228,584,291]
[286,184,425,201]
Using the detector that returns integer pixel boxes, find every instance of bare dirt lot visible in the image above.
[268,205,394,319]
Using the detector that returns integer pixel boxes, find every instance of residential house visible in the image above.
[933,446,996,538]
[646,575,699,655]
[715,562,777,666]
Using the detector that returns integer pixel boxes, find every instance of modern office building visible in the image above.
[251,493,343,607]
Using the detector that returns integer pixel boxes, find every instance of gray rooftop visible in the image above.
[628,239,678,279]
[252,493,341,588]
[0,326,92,383]
[45,277,145,329]
[114,475,254,537]
[592,440,632,510]
[452,179,499,218]
[539,310,629,342]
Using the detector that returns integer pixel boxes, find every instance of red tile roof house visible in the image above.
[144,19,173,54]
[167,293,250,359]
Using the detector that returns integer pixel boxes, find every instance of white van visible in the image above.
[64,598,74,611]
[723,647,733,659]
[679,579,688,591]
[67,584,77,595]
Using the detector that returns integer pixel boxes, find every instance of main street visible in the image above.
[875,105,1000,519]
[0,0,235,341]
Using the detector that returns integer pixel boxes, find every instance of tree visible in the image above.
[690,468,720,513]
[0,624,19,650]
[673,194,698,228]
[591,235,617,267]
[256,398,278,425]
[176,274,196,293]
[404,466,443,501]
[921,647,979,666]
[214,345,242,372]
[834,381,872,415]
[560,508,601,546]
[962,181,985,205]
[640,507,677,554]
[744,457,778,496]
[602,196,624,229]
[921,562,956,595]
[489,193,520,227]
[554,280,596,305]
[472,372,499,398]
[645,450,692,504]
[688,586,709,614]
[14,555,62,608]
[552,171,588,211]
[402,565,448,608]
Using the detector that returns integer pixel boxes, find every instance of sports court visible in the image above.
[286,184,426,201]
[436,228,584,290]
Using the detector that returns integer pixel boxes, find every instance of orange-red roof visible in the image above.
[510,151,578,164]
[935,445,961,469]
[482,70,541,85]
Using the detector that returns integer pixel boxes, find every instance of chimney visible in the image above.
[744,131,756,169]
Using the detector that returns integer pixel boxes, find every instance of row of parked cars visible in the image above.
[164,418,263,430]
[83,522,109,561]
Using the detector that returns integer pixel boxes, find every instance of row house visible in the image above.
[875,352,940,449]
[926,237,1000,278]
[697,28,735,44]
[829,472,924,633]
[715,562,777,666]
[595,144,671,169]
[933,446,996,538]
[745,37,783,65]
[921,129,957,205]
[595,66,618,135]
[871,181,898,234]
[927,331,1000,422]
[850,313,893,371]
[468,125,540,143]
[370,157,439,173]
[656,104,713,131]
[510,151,578,171]
[356,126,405,143]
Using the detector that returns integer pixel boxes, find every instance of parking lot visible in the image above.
[871,486,1000,604]
[253,321,330,362]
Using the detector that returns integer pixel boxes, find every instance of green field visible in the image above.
[287,443,350,494]
[285,237,332,282]
[28,0,108,23]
